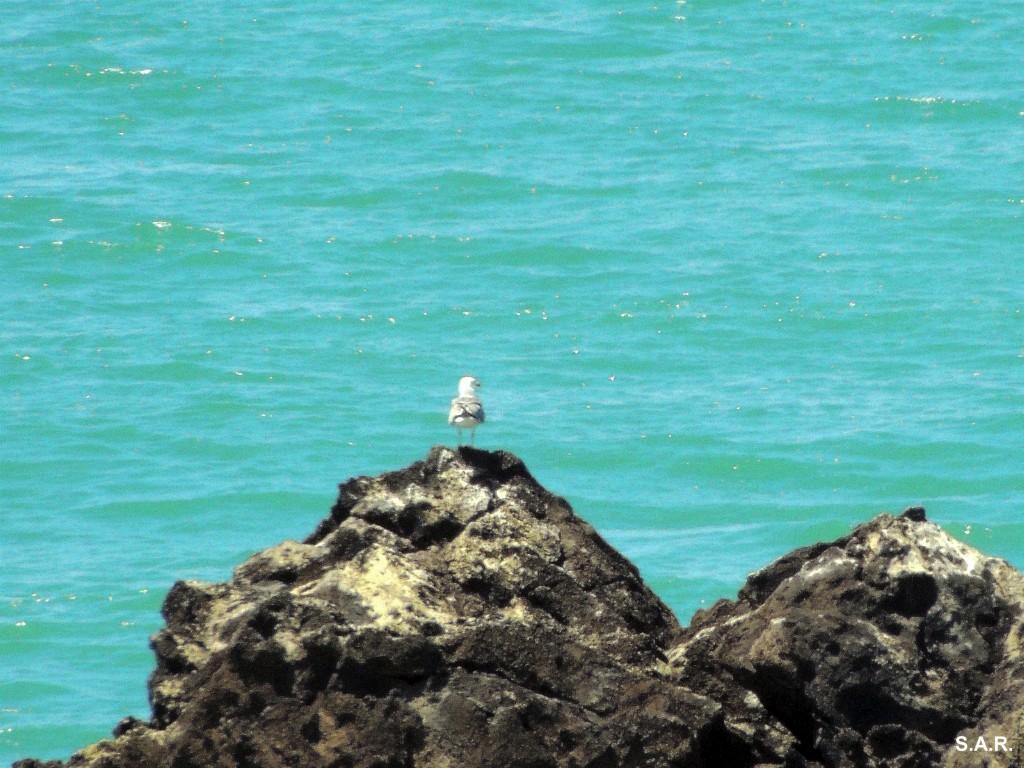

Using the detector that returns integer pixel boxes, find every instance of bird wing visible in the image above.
[448,396,484,424]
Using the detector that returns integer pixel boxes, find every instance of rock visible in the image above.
[14,449,1024,768]
[670,506,1024,767]
[18,447,714,768]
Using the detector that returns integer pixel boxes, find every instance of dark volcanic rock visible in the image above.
[671,507,1024,767]
[15,450,1024,768]
[19,447,718,768]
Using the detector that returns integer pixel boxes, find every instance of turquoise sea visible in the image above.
[3,1,1023,762]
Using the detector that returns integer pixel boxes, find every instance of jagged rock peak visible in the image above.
[672,507,1024,768]
[18,447,696,768]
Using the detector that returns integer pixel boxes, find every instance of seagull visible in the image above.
[448,375,485,445]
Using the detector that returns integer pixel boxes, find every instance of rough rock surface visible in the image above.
[15,448,1024,768]
[670,506,1024,767]
[17,447,719,768]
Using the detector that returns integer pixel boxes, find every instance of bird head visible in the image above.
[458,376,481,396]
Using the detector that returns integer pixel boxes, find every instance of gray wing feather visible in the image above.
[449,396,485,424]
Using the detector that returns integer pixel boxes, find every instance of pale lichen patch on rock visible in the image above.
[295,543,448,633]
